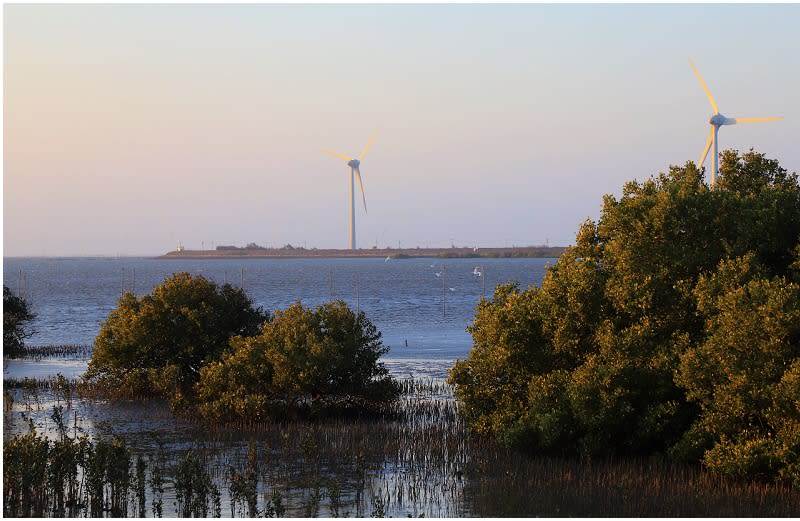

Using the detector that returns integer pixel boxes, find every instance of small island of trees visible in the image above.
[84,272,401,420]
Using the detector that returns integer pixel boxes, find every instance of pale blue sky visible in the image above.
[4,4,799,256]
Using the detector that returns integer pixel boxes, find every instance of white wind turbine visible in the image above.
[689,58,783,189]
[323,131,379,250]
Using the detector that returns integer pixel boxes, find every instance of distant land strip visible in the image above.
[159,246,567,260]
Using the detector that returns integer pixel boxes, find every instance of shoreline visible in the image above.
[158,245,567,259]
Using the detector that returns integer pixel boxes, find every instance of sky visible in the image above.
[3,3,800,256]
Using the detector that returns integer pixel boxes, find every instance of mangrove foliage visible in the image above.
[84,273,399,419]
[197,301,400,421]
[4,285,36,358]
[449,150,800,486]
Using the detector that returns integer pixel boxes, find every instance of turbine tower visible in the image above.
[689,58,783,189]
[323,130,379,250]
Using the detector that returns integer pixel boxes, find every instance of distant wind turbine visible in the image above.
[323,130,380,250]
[688,58,783,189]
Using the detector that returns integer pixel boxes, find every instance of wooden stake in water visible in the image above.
[240,267,244,288]
[121,267,125,298]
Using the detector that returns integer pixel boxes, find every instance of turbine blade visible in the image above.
[730,116,784,124]
[354,167,367,212]
[688,58,719,115]
[699,126,714,168]
[322,149,352,162]
[358,130,380,161]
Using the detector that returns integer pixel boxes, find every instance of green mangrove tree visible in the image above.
[449,150,800,485]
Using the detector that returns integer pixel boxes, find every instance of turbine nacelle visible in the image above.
[348,159,361,169]
[709,114,731,126]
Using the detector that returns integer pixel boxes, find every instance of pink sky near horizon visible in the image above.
[4,4,799,256]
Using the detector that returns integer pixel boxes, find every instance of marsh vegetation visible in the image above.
[4,370,800,517]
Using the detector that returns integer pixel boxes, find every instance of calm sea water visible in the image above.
[3,256,551,378]
[3,257,552,517]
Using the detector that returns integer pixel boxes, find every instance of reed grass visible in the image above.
[3,377,799,517]
[463,449,800,517]
[5,344,92,360]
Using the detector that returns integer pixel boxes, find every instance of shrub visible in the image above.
[3,285,36,357]
[85,272,266,404]
[197,300,400,421]
[673,256,800,483]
